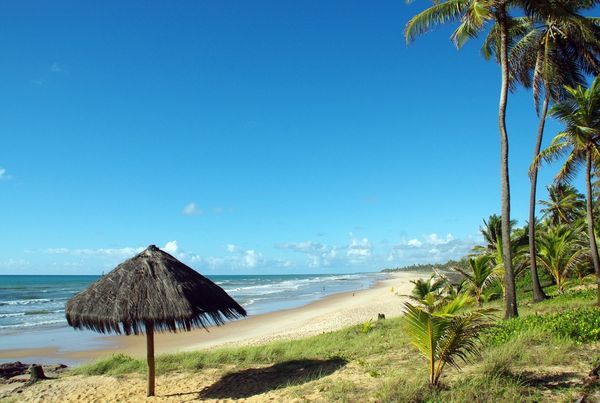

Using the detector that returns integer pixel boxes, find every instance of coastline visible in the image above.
[0,271,423,365]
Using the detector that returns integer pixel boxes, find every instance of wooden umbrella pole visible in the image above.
[146,321,155,397]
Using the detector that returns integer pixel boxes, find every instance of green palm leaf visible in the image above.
[405,0,470,44]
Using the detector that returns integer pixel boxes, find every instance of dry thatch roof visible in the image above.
[66,245,246,335]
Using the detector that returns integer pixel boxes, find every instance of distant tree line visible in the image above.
[381,259,467,274]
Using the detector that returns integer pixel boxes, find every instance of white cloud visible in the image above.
[163,240,178,254]
[275,241,326,253]
[347,237,372,259]
[276,241,340,268]
[0,168,9,180]
[427,233,454,245]
[45,248,70,254]
[44,246,144,257]
[187,247,289,272]
[244,250,260,268]
[50,62,66,73]
[276,235,374,268]
[391,233,475,265]
[0,258,30,269]
[182,202,201,216]
[33,231,479,275]
[40,241,279,273]
[407,239,422,247]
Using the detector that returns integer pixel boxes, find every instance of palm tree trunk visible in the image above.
[497,3,518,319]
[585,150,600,305]
[528,94,549,302]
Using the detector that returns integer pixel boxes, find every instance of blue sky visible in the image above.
[0,1,587,275]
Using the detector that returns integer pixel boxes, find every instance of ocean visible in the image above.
[0,272,385,363]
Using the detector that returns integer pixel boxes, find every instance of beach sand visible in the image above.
[0,271,424,401]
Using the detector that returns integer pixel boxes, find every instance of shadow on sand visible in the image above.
[518,370,581,390]
[197,358,347,399]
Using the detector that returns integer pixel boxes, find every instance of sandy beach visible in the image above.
[0,271,423,401]
[1,272,421,362]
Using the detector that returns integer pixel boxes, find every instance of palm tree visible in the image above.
[483,1,600,303]
[539,183,585,225]
[405,0,518,317]
[478,214,504,251]
[403,292,491,387]
[474,215,529,296]
[452,255,497,306]
[409,275,446,300]
[536,75,600,305]
[536,223,588,293]
[475,214,527,267]
[408,275,448,312]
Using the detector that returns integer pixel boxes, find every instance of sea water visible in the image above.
[0,272,385,363]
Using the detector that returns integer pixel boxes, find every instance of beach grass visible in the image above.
[68,278,600,401]
[73,317,410,376]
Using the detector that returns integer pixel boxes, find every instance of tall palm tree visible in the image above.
[539,183,585,225]
[483,1,600,303]
[405,0,518,317]
[537,223,588,293]
[536,75,600,305]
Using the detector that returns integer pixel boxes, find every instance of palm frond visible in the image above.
[405,0,470,44]
[451,1,493,48]
[403,303,450,358]
[435,311,490,370]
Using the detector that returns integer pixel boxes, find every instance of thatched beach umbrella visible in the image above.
[65,244,246,396]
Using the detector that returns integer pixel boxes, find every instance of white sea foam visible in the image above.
[0,312,25,318]
[0,319,65,329]
[0,298,52,306]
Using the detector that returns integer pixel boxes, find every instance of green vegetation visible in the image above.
[486,306,600,345]
[537,75,600,305]
[536,223,588,293]
[455,255,496,306]
[73,319,407,377]
[402,293,492,386]
[382,259,467,274]
[404,0,600,320]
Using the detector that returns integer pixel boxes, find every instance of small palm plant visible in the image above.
[452,255,497,306]
[540,184,586,226]
[408,275,447,312]
[403,291,492,387]
[473,215,529,296]
[536,224,588,293]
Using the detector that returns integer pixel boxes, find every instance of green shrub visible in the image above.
[486,307,600,345]
[73,353,145,376]
[545,288,596,304]
[360,319,375,334]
